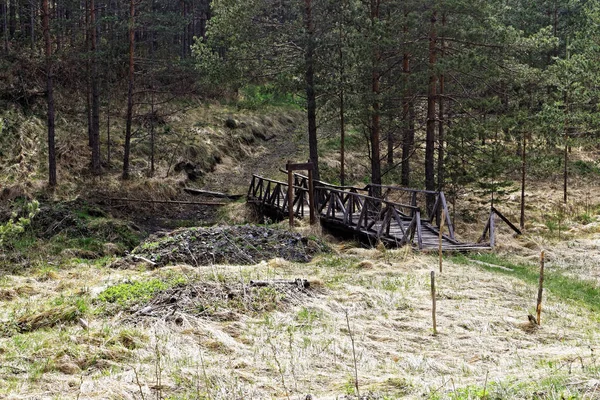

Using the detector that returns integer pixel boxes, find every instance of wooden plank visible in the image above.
[108,198,228,206]
[491,206,522,235]
[184,188,242,200]
[429,194,440,224]
[286,162,314,170]
[415,211,423,250]
[439,192,455,239]
[490,211,496,248]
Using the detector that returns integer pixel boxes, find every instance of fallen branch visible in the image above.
[250,279,309,289]
[133,255,157,266]
[106,198,228,206]
[184,187,243,200]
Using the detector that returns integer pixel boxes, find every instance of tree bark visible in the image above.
[437,12,446,192]
[338,0,346,186]
[1,1,7,52]
[369,0,382,198]
[304,0,319,180]
[9,0,15,38]
[425,9,437,212]
[90,0,101,175]
[42,0,56,187]
[400,13,413,187]
[520,132,526,230]
[122,0,135,180]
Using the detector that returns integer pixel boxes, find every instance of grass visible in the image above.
[98,278,177,307]
[453,252,600,315]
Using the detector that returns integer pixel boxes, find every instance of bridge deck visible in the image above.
[247,174,490,251]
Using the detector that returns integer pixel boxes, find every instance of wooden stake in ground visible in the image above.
[438,210,445,273]
[431,270,437,335]
[536,251,545,325]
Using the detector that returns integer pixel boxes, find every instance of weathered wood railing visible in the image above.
[366,184,455,240]
[248,173,490,251]
[315,186,425,248]
[247,175,309,218]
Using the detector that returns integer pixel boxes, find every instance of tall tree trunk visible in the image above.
[106,91,111,166]
[386,119,393,168]
[400,13,413,187]
[338,0,345,187]
[425,9,437,212]
[42,0,56,187]
[9,0,15,38]
[90,0,101,174]
[304,0,319,180]
[437,12,446,192]
[122,0,134,180]
[520,132,526,230]
[370,0,381,197]
[2,1,8,52]
[28,0,33,49]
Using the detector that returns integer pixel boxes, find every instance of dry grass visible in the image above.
[2,245,600,399]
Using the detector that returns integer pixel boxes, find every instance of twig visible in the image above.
[267,335,291,400]
[345,309,360,398]
[483,370,489,398]
[132,365,146,400]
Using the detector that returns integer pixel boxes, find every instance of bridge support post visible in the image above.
[286,160,316,227]
[308,168,316,225]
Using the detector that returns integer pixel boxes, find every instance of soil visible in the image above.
[125,279,322,324]
[121,225,329,267]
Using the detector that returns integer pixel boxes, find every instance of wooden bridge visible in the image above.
[247,174,493,251]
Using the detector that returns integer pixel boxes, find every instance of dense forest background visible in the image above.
[1,0,600,214]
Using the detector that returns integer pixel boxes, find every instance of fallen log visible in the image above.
[107,197,228,206]
[250,278,310,289]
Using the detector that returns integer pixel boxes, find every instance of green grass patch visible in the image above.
[453,252,600,314]
[98,279,170,306]
[236,84,303,110]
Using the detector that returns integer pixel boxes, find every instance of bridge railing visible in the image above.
[365,184,454,240]
[315,186,424,248]
[247,175,309,218]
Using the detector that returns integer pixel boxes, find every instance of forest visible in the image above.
[1,0,600,399]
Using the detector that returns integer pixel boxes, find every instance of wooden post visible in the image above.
[536,251,545,325]
[438,210,445,273]
[287,161,294,227]
[431,270,437,335]
[489,209,496,248]
[308,162,316,225]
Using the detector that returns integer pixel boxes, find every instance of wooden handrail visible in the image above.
[251,174,309,192]
[315,186,420,212]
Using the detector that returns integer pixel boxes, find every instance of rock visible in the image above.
[224,118,238,129]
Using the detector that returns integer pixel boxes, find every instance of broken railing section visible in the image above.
[248,172,491,250]
[478,206,522,247]
[291,172,454,239]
